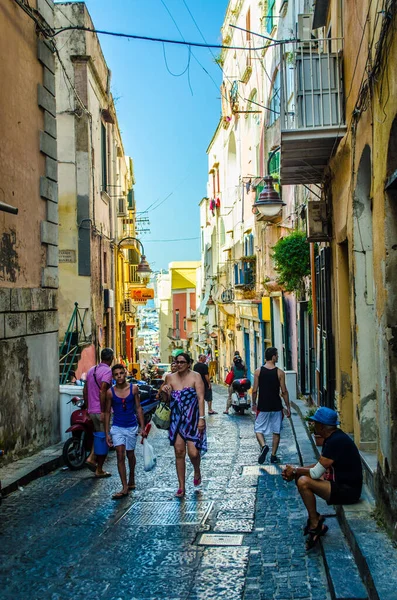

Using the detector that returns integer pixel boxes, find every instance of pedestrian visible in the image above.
[251,347,291,464]
[162,352,207,498]
[282,406,363,549]
[194,354,217,415]
[223,354,247,414]
[105,364,147,500]
[83,347,114,477]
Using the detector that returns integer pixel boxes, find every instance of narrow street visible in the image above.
[0,387,330,600]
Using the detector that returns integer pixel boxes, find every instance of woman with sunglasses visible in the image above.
[162,352,207,497]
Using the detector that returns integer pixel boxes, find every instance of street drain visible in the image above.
[120,501,213,526]
[198,533,244,546]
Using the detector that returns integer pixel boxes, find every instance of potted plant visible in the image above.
[304,406,324,447]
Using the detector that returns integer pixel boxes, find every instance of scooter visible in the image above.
[62,384,160,470]
[231,378,252,414]
[63,397,94,470]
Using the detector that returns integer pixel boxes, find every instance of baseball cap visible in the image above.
[308,407,340,426]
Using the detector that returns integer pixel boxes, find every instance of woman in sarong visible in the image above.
[162,352,207,497]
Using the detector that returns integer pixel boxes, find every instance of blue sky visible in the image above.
[60,0,229,270]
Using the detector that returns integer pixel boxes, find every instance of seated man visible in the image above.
[282,407,362,549]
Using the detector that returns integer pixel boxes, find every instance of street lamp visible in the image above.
[118,237,152,282]
[252,146,285,221]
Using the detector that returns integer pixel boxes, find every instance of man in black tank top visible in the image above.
[251,347,291,464]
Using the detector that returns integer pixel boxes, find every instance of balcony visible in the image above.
[167,328,180,340]
[280,37,346,185]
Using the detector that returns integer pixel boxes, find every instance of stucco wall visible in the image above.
[0,0,60,457]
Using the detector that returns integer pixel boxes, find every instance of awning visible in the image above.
[313,0,330,29]
[197,289,210,315]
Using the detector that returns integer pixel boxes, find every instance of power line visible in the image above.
[51,25,274,52]
[144,237,199,242]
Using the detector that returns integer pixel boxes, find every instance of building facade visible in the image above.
[0,0,60,456]
[55,3,136,377]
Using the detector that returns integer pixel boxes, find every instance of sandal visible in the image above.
[128,484,136,490]
[112,491,129,500]
[303,514,324,536]
[193,476,202,487]
[175,488,185,498]
[95,471,112,478]
[305,521,328,550]
[208,411,218,415]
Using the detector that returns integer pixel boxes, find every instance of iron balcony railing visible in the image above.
[280,37,345,131]
[167,328,181,340]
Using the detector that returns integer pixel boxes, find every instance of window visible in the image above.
[183,317,187,332]
[220,219,226,247]
[101,122,107,192]
[244,234,254,256]
[103,251,107,284]
[268,70,280,126]
[266,0,276,35]
[175,310,180,330]
[268,150,280,177]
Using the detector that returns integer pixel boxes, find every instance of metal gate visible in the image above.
[315,247,335,408]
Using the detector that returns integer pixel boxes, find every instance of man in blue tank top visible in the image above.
[251,347,291,464]
[104,364,147,500]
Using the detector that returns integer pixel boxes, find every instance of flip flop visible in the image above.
[85,461,97,473]
[112,491,129,500]
[223,411,229,415]
[208,411,218,415]
[193,476,202,487]
[175,488,185,498]
[95,471,112,478]
[128,484,136,490]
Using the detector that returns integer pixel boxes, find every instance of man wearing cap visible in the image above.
[282,407,362,549]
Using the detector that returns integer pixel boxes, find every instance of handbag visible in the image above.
[152,401,171,430]
[225,370,234,385]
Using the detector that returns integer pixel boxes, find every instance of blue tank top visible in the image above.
[111,384,137,428]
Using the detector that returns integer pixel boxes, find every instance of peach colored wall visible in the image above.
[0,0,46,287]
[76,344,96,379]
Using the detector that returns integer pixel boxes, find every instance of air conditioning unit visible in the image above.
[297,14,313,42]
[307,201,330,242]
[118,197,127,216]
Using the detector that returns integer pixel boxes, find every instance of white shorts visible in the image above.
[254,411,283,436]
[110,425,139,450]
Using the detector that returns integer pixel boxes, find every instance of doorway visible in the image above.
[353,145,376,449]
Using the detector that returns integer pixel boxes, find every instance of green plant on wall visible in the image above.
[272,230,310,295]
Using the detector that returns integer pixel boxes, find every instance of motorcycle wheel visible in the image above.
[232,406,245,415]
[63,437,87,470]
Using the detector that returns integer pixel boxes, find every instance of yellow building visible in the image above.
[163,262,200,359]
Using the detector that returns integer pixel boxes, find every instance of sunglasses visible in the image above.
[176,360,187,364]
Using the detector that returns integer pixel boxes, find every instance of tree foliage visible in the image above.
[272,231,310,293]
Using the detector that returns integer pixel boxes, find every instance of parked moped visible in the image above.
[230,378,252,415]
[62,396,93,470]
[62,383,160,470]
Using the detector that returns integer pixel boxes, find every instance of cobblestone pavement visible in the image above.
[0,386,331,600]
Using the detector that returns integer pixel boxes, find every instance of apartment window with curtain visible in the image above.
[101,122,107,192]
[175,310,180,331]
[266,0,276,35]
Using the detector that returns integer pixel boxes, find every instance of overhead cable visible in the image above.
[51,25,279,51]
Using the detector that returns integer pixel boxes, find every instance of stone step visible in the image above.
[338,497,397,600]
[320,517,368,600]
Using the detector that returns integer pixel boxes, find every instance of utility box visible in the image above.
[59,385,84,442]
[285,371,297,403]
[307,200,330,242]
